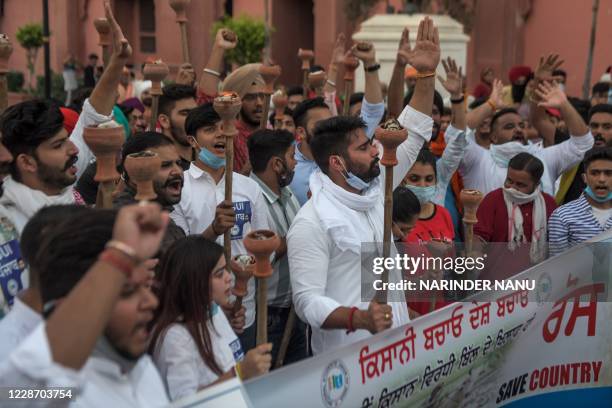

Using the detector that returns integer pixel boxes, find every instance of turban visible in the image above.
[222,63,265,99]
[120,97,145,113]
[60,107,79,136]
[508,65,532,84]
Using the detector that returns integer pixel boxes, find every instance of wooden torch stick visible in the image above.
[143,61,169,131]
[213,92,242,266]
[342,55,359,115]
[374,120,408,304]
[93,18,111,68]
[169,0,191,64]
[245,230,280,346]
[83,123,125,209]
[275,305,296,368]
[0,34,13,114]
[297,49,313,98]
[460,189,484,256]
[259,65,281,130]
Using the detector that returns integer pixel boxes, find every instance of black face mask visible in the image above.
[277,158,295,188]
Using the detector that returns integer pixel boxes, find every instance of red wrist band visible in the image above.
[99,249,136,278]
[346,306,358,334]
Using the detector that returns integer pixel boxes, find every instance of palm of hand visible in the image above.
[406,40,439,72]
[542,90,565,107]
[442,74,461,94]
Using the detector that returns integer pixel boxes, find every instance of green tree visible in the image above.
[15,23,44,91]
[211,15,269,66]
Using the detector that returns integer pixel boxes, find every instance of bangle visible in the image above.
[235,362,243,380]
[105,240,139,263]
[450,95,465,104]
[346,306,358,334]
[486,99,497,111]
[99,249,136,278]
[326,79,336,87]
[364,63,381,73]
[416,71,436,79]
[203,68,221,78]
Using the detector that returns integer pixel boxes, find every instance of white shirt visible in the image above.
[153,308,244,401]
[0,324,169,407]
[447,127,594,195]
[592,206,612,228]
[171,164,270,329]
[287,104,432,355]
[0,297,42,361]
[70,98,115,180]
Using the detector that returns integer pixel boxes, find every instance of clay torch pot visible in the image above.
[460,189,484,224]
[297,49,314,70]
[222,30,237,43]
[230,254,256,297]
[0,35,13,74]
[375,122,408,167]
[244,230,280,279]
[426,238,452,258]
[308,70,326,90]
[93,18,111,46]
[124,151,162,201]
[83,126,125,182]
[143,61,169,96]
[343,55,360,81]
[169,0,190,22]
[272,90,288,116]
[213,92,242,136]
[259,65,282,94]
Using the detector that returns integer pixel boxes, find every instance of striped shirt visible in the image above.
[250,173,301,307]
[548,194,612,256]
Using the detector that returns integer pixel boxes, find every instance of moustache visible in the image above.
[163,176,183,188]
[370,157,380,168]
[594,135,605,143]
[63,155,78,171]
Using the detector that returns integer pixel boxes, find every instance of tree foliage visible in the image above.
[15,23,44,50]
[211,15,269,66]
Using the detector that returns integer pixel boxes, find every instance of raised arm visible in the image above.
[438,57,465,131]
[351,42,383,105]
[197,28,237,97]
[529,54,565,147]
[535,81,588,137]
[388,27,410,119]
[466,79,503,131]
[323,34,345,95]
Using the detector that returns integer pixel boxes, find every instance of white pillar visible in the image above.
[352,13,469,101]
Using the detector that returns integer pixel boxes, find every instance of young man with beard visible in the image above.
[158,84,198,171]
[556,104,612,204]
[0,204,170,407]
[445,81,593,196]
[114,132,186,253]
[287,17,439,355]
[172,103,269,352]
[247,129,306,365]
[270,107,296,136]
[549,147,612,257]
[289,42,386,206]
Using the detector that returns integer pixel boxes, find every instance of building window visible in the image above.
[139,0,156,53]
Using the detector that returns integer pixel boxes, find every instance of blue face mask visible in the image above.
[197,143,226,169]
[211,302,219,316]
[338,159,371,192]
[406,184,436,205]
[585,186,612,203]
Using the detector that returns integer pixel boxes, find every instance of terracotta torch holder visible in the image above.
[460,189,484,256]
[230,254,256,314]
[308,70,326,97]
[272,90,288,129]
[297,48,314,98]
[93,18,111,67]
[124,151,162,201]
[83,125,125,208]
[169,0,191,63]
[244,229,280,345]
[259,65,281,129]
[0,34,13,113]
[143,61,169,130]
[342,55,360,115]
[213,92,242,266]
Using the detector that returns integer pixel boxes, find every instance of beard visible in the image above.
[171,123,191,147]
[348,156,380,182]
[240,107,262,128]
[35,155,77,191]
[511,83,527,103]
[153,175,183,207]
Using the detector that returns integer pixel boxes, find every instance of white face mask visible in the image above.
[490,142,531,168]
[503,185,541,205]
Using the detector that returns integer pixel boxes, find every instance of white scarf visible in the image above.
[489,141,540,168]
[502,186,548,264]
[0,176,77,232]
[309,169,383,254]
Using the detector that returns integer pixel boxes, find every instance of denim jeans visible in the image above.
[238,322,257,354]
[267,306,308,367]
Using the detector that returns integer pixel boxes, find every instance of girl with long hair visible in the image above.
[150,236,271,401]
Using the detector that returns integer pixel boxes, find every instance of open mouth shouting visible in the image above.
[164,177,183,196]
[212,140,226,155]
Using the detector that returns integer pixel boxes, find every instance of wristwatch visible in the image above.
[364,63,381,72]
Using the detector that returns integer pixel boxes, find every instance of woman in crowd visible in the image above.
[150,236,271,401]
